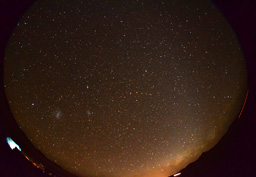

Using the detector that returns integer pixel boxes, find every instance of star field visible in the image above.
[4,0,247,177]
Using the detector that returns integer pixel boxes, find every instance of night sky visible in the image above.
[3,0,247,177]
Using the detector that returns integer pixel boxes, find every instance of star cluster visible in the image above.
[4,0,247,177]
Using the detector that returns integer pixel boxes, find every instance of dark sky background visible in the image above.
[0,0,255,177]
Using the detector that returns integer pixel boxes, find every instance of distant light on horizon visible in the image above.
[6,137,21,151]
[174,172,181,177]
